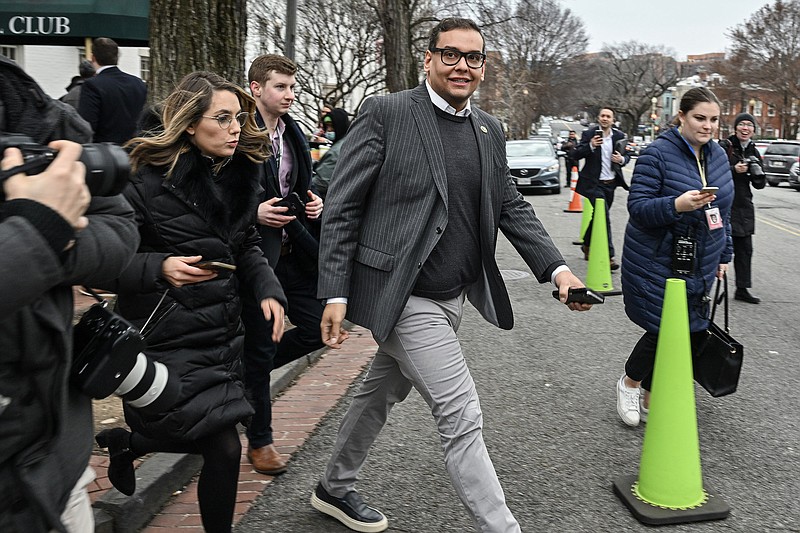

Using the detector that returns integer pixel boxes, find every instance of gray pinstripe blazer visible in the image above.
[318,83,566,342]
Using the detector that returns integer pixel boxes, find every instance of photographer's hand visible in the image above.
[2,142,90,233]
[734,161,748,173]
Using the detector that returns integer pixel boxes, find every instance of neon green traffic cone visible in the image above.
[637,278,703,507]
[613,278,729,524]
[584,198,613,292]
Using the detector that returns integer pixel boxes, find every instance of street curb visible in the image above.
[91,344,329,532]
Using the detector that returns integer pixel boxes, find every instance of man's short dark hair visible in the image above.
[599,107,615,118]
[92,38,119,66]
[248,54,297,85]
[427,17,485,53]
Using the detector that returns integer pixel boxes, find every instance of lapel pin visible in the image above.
[480,125,488,134]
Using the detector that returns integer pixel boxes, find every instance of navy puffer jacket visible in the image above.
[621,127,733,333]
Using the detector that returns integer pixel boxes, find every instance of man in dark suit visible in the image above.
[78,37,146,144]
[310,17,592,533]
[574,108,630,270]
[240,54,327,476]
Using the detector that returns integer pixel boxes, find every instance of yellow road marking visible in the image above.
[756,215,800,237]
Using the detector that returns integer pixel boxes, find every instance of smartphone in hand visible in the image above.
[552,287,605,304]
[700,186,719,194]
[274,192,305,216]
[195,261,237,272]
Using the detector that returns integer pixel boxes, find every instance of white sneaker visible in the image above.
[639,394,649,424]
[616,375,640,426]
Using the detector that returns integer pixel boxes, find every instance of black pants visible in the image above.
[583,181,617,257]
[130,426,241,533]
[625,330,708,391]
[241,251,324,448]
[565,159,578,186]
[732,235,753,289]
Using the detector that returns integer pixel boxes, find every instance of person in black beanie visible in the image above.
[719,112,765,303]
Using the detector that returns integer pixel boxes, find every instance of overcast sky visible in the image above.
[560,0,771,60]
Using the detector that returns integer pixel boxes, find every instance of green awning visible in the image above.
[0,1,148,46]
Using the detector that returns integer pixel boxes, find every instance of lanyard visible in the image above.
[695,150,707,187]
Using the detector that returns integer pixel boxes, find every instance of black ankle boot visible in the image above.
[96,428,137,495]
[734,288,761,304]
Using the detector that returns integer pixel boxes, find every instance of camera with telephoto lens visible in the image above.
[743,155,764,177]
[0,133,130,199]
[72,302,179,414]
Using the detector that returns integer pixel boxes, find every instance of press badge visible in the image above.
[705,205,723,230]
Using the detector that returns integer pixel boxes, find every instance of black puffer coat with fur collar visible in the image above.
[110,146,286,441]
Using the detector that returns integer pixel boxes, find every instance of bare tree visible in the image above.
[149,0,247,102]
[476,0,588,138]
[249,0,387,130]
[364,0,440,92]
[727,0,800,139]
[576,42,679,136]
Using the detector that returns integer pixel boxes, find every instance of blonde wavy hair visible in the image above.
[127,71,270,177]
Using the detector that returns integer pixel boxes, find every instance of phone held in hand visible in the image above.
[195,261,237,272]
[700,186,719,194]
[275,191,305,216]
[552,287,605,304]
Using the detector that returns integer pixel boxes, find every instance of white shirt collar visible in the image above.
[95,65,114,74]
[425,80,471,117]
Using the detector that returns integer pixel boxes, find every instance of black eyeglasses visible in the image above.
[201,111,250,129]
[430,47,486,69]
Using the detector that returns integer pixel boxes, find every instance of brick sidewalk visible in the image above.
[86,327,378,531]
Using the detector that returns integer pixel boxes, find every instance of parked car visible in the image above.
[762,141,800,186]
[788,161,800,190]
[754,140,773,156]
[506,139,561,194]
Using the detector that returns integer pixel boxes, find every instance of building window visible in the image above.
[765,125,774,137]
[768,103,776,117]
[0,46,16,61]
[754,100,763,116]
[139,56,150,83]
[722,100,731,115]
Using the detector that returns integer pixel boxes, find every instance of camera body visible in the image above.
[0,133,130,198]
[72,302,145,398]
[743,155,764,177]
[72,302,179,414]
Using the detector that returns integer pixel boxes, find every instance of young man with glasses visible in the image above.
[240,54,328,476]
[719,112,766,303]
[310,17,592,533]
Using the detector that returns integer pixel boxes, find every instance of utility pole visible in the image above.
[285,0,297,60]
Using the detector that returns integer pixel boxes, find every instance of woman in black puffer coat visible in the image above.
[96,71,286,533]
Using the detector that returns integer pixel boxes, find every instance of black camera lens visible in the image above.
[80,143,131,196]
[0,134,130,197]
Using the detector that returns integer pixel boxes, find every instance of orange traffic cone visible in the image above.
[563,166,582,213]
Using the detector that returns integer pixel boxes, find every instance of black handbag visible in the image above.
[693,274,744,397]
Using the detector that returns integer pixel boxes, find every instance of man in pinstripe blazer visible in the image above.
[310,18,592,533]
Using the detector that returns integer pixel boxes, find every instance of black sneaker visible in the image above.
[310,482,388,532]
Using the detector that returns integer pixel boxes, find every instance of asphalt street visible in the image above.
[234,165,800,532]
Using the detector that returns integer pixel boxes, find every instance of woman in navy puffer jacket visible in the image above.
[616,87,733,427]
